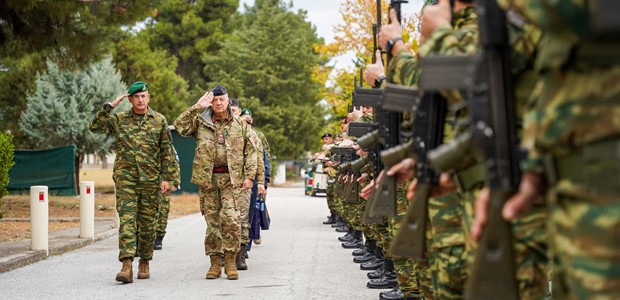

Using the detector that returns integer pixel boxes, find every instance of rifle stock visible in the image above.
[389,182,431,259]
[466,188,518,299]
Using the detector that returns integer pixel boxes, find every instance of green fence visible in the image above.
[171,129,199,194]
[8,145,77,196]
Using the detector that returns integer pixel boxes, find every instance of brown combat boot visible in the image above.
[137,259,150,279]
[224,251,238,280]
[236,245,248,270]
[206,255,222,279]
[115,258,133,283]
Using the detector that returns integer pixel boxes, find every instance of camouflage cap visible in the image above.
[240,108,252,116]
[128,81,148,95]
[211,85,228,96]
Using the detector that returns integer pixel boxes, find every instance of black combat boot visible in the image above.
[335,223,349,233]
[154,237,163,250]
[342,230,363,249]
[331,214,344,228]
[380,287,405,300]
[366,258,398,289]
[353,238,373,256]
[338,227,354,242]
[360,245,383,270]
[322,213,336,225]
[367,262,384,279]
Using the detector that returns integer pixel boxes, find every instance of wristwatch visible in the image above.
[386,37,403,56]
[374,75,386,88]
[104,102,113,111]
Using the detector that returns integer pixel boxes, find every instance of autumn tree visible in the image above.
[317,0,420,139]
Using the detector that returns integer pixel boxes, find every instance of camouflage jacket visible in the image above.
[89,105,175,185]
[250,128,266,186]
[499,0,620,174]
[173,107,258,188]
[167,145,181,187]
[254,129,271,161]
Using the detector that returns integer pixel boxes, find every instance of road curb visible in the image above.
[0,227,117,273]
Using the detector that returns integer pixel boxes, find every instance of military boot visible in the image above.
[380,287,405,300]
[342,230,363,248]
[224,252,239,280]
[206,255,222,279]
[322,213,336,225]
[115,258,133,283]
[366,258,398,289]
[361,245,384,270]
[154,237,163,250]
[353,238,374,256]
[331,215,344,228]
[236,245,248,270]
[338,227,354,242]
[367,263,385,279]
[137,259,150,279]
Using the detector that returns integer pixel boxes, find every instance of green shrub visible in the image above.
[0,132,15,199]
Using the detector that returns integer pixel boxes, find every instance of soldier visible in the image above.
[316,133,338,225]
[230,98,241,116]
[89,81,176,284]
[472,1,620,298]
[236,108,266,270]
[173,85,258,280]
[154,145,181,250]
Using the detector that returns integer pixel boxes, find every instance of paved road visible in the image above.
[0,186,379,300]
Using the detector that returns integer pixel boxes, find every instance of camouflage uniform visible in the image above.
[156,146,181,239]
[90,105,175,261]
[497,1,620,298]
[240,128,265,246]
[174,106,258,256]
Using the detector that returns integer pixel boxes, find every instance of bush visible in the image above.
[0,132,15,199]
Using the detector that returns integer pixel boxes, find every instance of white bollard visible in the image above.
[79,181,95,239]
[30,186,49,254]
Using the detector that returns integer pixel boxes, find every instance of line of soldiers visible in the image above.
[318,0,619,299]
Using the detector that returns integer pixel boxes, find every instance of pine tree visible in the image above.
[18,57,127,165]
[204,0,327,160]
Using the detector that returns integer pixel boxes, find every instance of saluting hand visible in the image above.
[194,91,214,110]
[110,94,129,108]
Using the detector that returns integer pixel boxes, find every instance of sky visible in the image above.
[239,0,425,69]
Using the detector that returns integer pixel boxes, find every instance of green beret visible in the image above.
[128,81,149,95]
[240,108,252,116]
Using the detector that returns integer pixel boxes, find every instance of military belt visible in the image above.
[543,138,620,195]
[453,162,486,193]
[212,166,229,173]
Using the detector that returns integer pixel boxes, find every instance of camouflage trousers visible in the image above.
[549,192,620,299]
[428,193,467,300]
[116,182,161,261]
[239,189,252,245]
[199,173,241,256]
[156,195,170,238]
[326,180,336,213]
[461,190,549,300]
